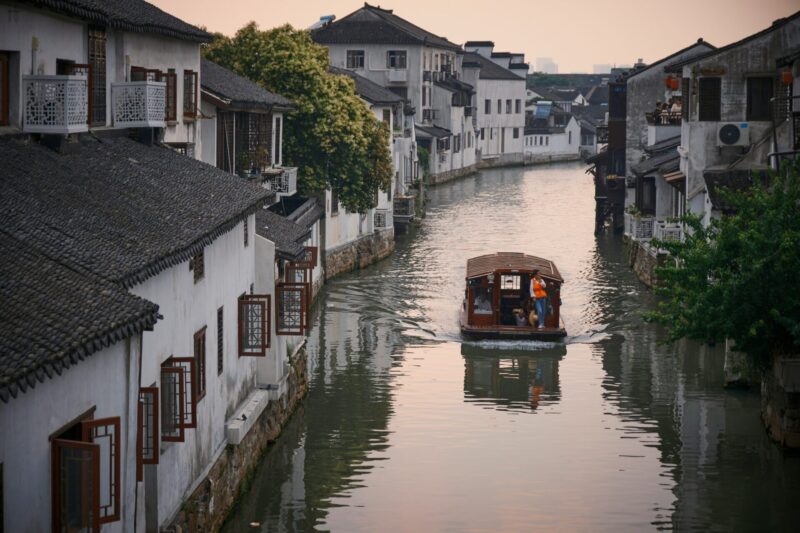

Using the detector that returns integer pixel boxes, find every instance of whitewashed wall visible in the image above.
[524,118,581,157]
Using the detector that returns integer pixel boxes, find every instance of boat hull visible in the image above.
[459,308,567,340]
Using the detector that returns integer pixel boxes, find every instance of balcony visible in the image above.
[624,213,655,241]
[112,81,166,128]
[23,75,88,134]
[654,220,684,243]
[386,69,408,84]
[645,111,681,126]
[373,209,391,230]
[264,166,298,197]
[393,195,415,222]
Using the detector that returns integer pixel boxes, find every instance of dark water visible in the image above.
[225,163,800,531]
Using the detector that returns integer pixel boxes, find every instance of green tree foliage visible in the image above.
[204,23,393,213]
[647,160,800,361]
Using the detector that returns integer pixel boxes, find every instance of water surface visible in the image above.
[225,163,800,531]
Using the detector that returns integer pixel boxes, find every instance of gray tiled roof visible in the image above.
[26,0,211,42]
[0,233,160,402]
[201,59,293,110]
[415,124,451,138]
[463,52,523,81]
[644,135,681,155]
[312,3,461,51]
[0,134,273,289]
[255,209,309,261]
[330,66,404,105]
[632,149,680,176]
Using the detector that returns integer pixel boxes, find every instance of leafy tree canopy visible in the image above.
[647,160,800,361]
[204,23,393,213]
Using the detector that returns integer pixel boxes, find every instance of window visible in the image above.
[454,134,461,153]
[506,99,512,114]
[698,77,721,122]
[387,50,407,69]
[497,99,502,114]
[276,283,307,335]
[160,365,185,442]
[273,115,282,166]
[331,188,339,215]
[346,50,365,69]
[243,217,249,247]
[183,69,198,118]
[472,287,493,315]
[485,99,491,114]
[490,128,494,140]
[568,131,572,144]
[480,128,485,140]
[513,128,519,139]
[194,327,207,401]
[163,69,177,121]
[515,99,521,113]
[52,417,122,529]
[87,27,107,126]
[165,357,197,429]
[637,176,657,215]
[746,77,773,121]
[137,387,159,481]
[422,86,427,106]
[681,78,690,121]
[545,136,549,146]
[306,246,319,268]
[217,307,224,375]
[0,52,8,126]
[191,249,204,283]
[383,108,391,126]
[501,275,521,290]
[238,294,271,356]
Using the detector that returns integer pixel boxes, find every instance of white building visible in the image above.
[462,44,527,166]
[312,3,477,182]
[524,115,581,161]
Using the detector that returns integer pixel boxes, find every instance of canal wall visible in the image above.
[166,347,309,532]
[324,227,395,280]
[626,239,666,288]
[762,356,800,449]
[428,163,478,186]
[522,153,582,165]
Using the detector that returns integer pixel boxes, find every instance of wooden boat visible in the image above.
[459,252,566,340]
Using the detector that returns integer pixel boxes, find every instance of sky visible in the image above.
[150,0,799,73]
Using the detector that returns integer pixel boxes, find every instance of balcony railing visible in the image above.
[393,195,415,219]
[645,111,681,125]
[373,209,391,230]
[265,166,298,197]
[624,213,655,241]
[23,75,88,134]
[112,81,166,128]
[654,221,684,243]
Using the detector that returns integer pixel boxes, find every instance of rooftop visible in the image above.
[201,59,293,111]
[330,66,405,105]
[464,40,495,48]
[624,39,715,80]
[255,209,309,261]
[415,124,451,138]
[463,52,524,81]
[0,232,160,402]
[466,252,563,282]
[26,0,212,42]
[312,3,461,51]
[0,133,272,289]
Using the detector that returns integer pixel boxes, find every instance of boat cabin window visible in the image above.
[501,275,520,290]
[473,287,493,314]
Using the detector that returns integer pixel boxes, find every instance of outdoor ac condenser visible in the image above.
[717,122,750,147]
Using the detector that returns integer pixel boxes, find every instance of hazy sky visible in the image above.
[150,0,798,72]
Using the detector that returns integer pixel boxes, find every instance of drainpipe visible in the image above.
[31,36,38,75]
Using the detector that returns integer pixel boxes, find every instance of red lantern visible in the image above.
[665,76,680,91]
[781,69,793,85]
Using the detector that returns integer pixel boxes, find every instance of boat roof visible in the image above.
[466,252,563,282]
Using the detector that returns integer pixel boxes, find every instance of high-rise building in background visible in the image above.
[593,64,612,73]
[535,57,558,73]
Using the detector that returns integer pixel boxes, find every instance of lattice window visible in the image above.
[163,69,177,121]
[183,69,198,118]
[88,27,106,125]
[277,282,307,335]
[24,76,88,131]
[217,307,224,374]
[160,366,185,442]
[698,78,721,122]
[52,439,99,531]
[137,387,159,482]
[194,327,207,401]
[167,357,197,429]
[238,294,271,356]
[81,418,121,523]
[235,112,272,174]
[191,249,204,283]
[244,217,249,247]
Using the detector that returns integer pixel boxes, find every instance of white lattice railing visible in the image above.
[393,195,415,218]
[112,81,166,128]
[23,75,88,134]
[266,167,297,196]
[374,209,390,229]
[625,213,655,241]
[654,221,683,243]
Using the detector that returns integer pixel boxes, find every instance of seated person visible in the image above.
[514,309,528,327]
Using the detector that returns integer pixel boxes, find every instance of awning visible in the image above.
[663,170,685,193]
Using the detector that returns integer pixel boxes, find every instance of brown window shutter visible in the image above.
[81,417,121,524]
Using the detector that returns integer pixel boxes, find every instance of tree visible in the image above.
[204,23,393,213]
[646,160,800,362]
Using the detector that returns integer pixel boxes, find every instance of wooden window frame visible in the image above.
[183,69,198,118]
[160,366,185,442]
[167,357,197,428]
[217,307,224,375]
[52,438,100,532]
[193,327,207,401]
[81,417,121,524]
[162,69,177,122]
[276,282,308,336]
[238,294,271,356]
[191,249,204,283]
[136,387,159,482]
[87,27,106,126]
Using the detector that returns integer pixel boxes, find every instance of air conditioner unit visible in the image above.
[717,122,750,147]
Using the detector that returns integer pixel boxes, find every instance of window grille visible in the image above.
[387,50,407,69]
[191,249,204,283]
[183,69,198,117]
[163,69,177,121]
[746,77,773,121]
[52,439,100,531]
[698,77,721,122]
[81,418,121,523]
[238,294,271,356]
[217,307,224,374]
[160,365,185,442]
[276,282,307,335]
[194,327,207,400]
[167,358,197,428]
[347,50,365,69]
[88,27,106,125]
[137,388,159,482]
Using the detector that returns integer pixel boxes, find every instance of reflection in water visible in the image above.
[225,163,800,531]
[462,343,565,412]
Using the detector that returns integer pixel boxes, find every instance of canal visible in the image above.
[225,162,800,531]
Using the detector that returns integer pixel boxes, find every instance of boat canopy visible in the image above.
[465,252,563,282]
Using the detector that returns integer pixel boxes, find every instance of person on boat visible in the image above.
[530,270,547,328]
[514,308,528,326]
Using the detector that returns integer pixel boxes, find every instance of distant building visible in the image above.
[593,64,612,74]
[535,57,559,73]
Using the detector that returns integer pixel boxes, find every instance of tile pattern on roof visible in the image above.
[330,66,404,104]
[201,59,292,109]
[256,209,309,261]
[463,52,524,81]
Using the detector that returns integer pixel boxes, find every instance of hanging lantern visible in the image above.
[665,76,680,91]
[781,69,793,85]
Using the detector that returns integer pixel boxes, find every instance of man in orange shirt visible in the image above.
[530,270,548,328]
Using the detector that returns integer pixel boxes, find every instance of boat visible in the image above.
[459,252,566,340]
